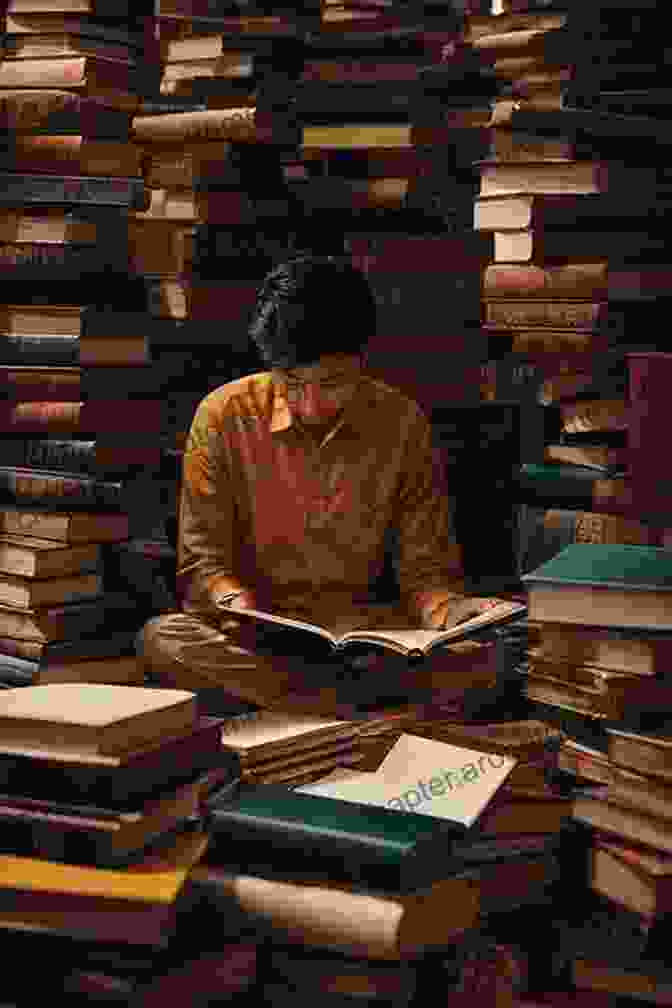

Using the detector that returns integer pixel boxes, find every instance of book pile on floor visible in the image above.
[0,4,192,673]
[517,541,672,1003]
[0,682,258,1005]
[472,0,672,581]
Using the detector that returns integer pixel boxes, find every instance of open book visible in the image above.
[220,598,526,659]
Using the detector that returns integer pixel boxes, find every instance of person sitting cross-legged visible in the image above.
[137,256,496,710]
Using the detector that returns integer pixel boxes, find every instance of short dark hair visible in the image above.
[248,255,376,370]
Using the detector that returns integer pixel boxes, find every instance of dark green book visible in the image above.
[205,785,470,894]
[522,544,672,631]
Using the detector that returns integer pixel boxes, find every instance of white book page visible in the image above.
[297,734,516,827]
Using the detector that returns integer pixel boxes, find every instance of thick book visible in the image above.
[0,628,138,665]
[0,827,209,947]
[0,400,163,434]
[205,783,471,893]
[0,533,99,578]
[572,793,672,858]
[0,652,143,688]
[218,598,526,659]
[0,716,233,810]
[0,135,143,177]
[591,838,672,919]
[0,334,79,365]
[0,764,229,867]
[522,544,672,631]
[0,684,197,755]
[0,89,134,136]
[476,159,669,198]
[530,623,672,677]
[607,728,672,783]
[0,172,148,210]
[474,193,672,232]
[0,570,102,609]
[188,862,478,962]
[0,509,129,543]
[0,467,130,513]
[490,229,670,265]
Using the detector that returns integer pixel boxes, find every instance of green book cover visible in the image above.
[522,544,672,592]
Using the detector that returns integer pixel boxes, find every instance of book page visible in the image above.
[338,600,526,653]
[221,603,338,644]
[298,734,517,828]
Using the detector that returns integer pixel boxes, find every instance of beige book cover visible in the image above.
[298,733,516,827]
[219,710,358,761]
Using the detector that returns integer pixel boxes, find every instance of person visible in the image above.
[137,255,497,708]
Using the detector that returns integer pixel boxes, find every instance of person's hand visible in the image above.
[427,596,500,631]
[225,590,258,612]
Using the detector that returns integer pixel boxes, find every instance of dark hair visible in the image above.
[248,255,376,369]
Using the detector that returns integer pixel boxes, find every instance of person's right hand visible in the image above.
[226,590,258,611]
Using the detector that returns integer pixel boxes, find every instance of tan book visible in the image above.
[2,33,134,61]
[133,109,255,143]
[592,839,672,918]
[189,864,479,961]
[573,794,672,857]
[607,728,672,782]
[219,710,359,766]
[28,655,144,686]
[0,303,84,336]
[560,398,629,435]
[525,673,614,718]
[159,35,223,62]
[7,0,111,12]
[0,534,99,578]
[129,218,193,276]
[544,444,625,471]
[0,683,196,755]
[301,125,413,148]
[0,570,101,608]
[478,160,608,198]
[7,135,142,176]
[466,13,567,41]
[0,510,129,543]
[133,188,196,221]
[401,719,564,759]
[572,959,672,1004]
[532,623,672,677]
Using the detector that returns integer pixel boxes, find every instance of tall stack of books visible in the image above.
[0,7,179,686]
[291,1,499,413]
[518,542,672,1001]
[470,0,672,584]
[0,682,256,1002]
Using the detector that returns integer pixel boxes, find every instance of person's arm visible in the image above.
[394,405,494,630]
[176,397,256,620]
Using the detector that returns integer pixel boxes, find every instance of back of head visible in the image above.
[248,255,376,369]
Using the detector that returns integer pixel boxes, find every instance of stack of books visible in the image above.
[0,683,236,866]
[218,708,366,786]
[0,680,258,1000]
[522,544,672,727]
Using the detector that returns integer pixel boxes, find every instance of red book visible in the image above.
[628,352,672,522]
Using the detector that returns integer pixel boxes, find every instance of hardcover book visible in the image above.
[219,597,526,659]
[522,544,672,630]
[0,683,197,755]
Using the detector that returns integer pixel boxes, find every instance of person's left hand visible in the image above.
[427,596,500,631]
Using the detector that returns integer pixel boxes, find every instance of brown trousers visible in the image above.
[137,601,412,709]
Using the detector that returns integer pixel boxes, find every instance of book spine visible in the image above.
[484,301,602,330]
[0,243,104,269]
[483,264,609,299]
[0,174,148,210]
[1,371,81,402]
[0,402,163,434]
[131,106,259,143]
[0,439,97,475]
[0,468,126,513]
[0,335,79,365]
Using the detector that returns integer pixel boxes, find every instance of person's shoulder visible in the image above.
[192,372,274,429]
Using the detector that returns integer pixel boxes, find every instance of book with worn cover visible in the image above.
[522,544,672,630]
[0,683,197,755]
[206,784,472,893]
[219,597,526,659]
[0,716,232,809]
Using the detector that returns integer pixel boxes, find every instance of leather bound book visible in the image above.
[205,784,470,893]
